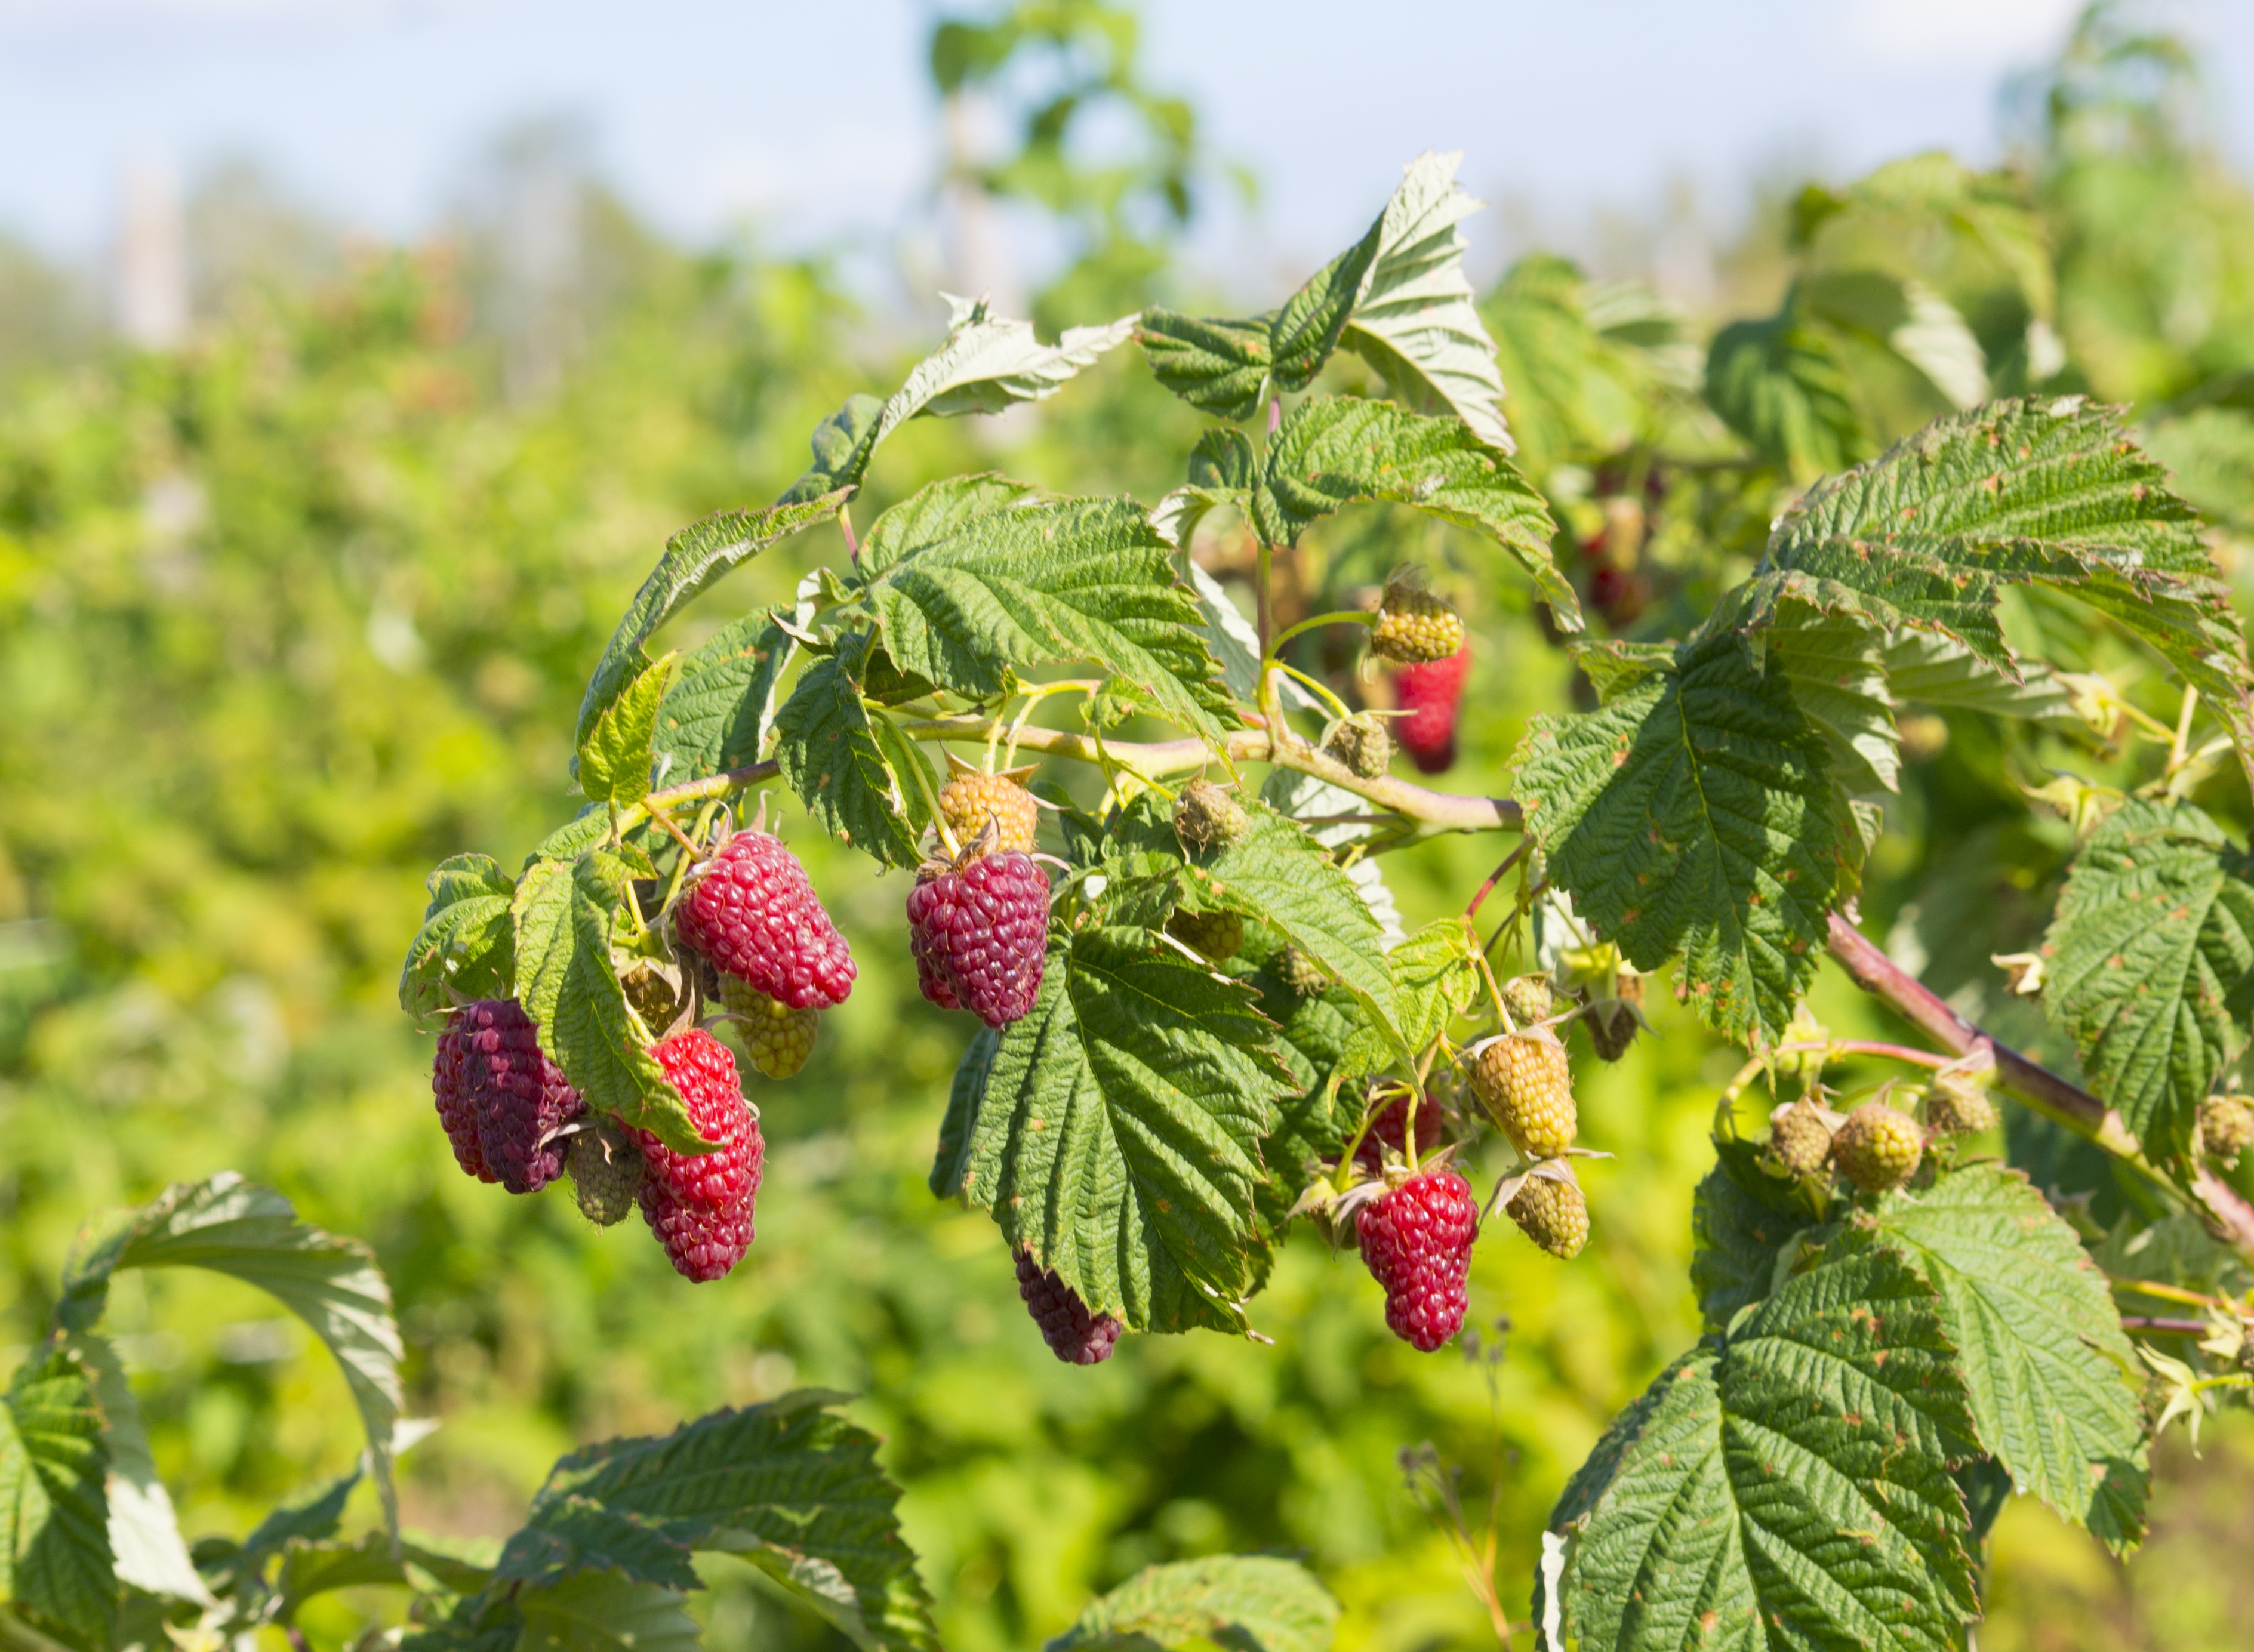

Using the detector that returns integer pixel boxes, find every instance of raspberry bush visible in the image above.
[375,138,2254,1652]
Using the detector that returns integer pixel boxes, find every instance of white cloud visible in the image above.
[1843,0,2083,68]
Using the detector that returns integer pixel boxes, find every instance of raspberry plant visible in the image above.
[386,147,2254,1648]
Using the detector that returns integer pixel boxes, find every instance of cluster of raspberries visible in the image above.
[907,773,1054,1030]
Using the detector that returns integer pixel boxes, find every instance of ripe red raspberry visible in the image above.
[1390,643,1470,775]
[1356,1167,1478,1351]
[454,998,584,1195]
[676,830,855,1010]
[1352,1093,1446,1172]
[906,851,1051,1028]
[630,1030,763,1283]
[1014,1249,1123,1364]
[430,1024,497,1184]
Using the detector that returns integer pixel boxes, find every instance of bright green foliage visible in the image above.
[1865,1163,2145,1539]
[1385,917,1482,1057]
[0,1347,112,1648]
[489,1392,939,1652]
[399,853,518,1018]
[654,614,796,785]
[1047,1555,1337,1652]
[2043,798,2254,1158]
[1135,312,1271,420]
[943,926,1292,1333]
[575,651,673,806]
[1544,1239,1979,1652]
[1515,630,1850,1042]
[512,849,700,1151]
[1249,396,1574,623]
[772,636,940,869]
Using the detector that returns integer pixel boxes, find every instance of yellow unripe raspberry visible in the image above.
[1166,908,1244,964]
[938,772,1040,857]
[1833,1102,1924,1192]
[1471,1028,1577,1158]
[1766,1098,1834,1179]
[717,976,819,1080]
[1924,1071,1998,1140]
[1369,582,1466,665]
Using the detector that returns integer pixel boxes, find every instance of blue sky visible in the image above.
[3,0,2250,283]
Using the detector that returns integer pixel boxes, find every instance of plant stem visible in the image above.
[1824,912,2254,1262]
[1268,609,1375,657]
[1465,847,1527,920]
[2120,1315,2212,1336]
[1255,540,1274,657]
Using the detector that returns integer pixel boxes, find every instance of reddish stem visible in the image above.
[2120,1315,2212,1336]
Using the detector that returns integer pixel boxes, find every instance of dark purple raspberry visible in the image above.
[1356,1167,1477,1352]
[1014,1249,1123,1365]
[906,851,1050,1028]
[431,1024,497,1184]
[1352,1094,1445,1174]
[676,830,856,1011]
[455,998,583,1195]
[631,1030,763,1283]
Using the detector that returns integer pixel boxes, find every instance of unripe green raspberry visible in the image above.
[1833,1102,1924,1192]
[1369,578,1466,665]
[1166,908,1245,964]
[1322,715,1392,779]
[1174,780,1249,852]
[567,1125,645,1226]
[717,976,819,1080]
[1471,1029,1577,1158]
[1766,1098,1834,1179]
[1505,1174,1589,1259]
[938,771,1040,857]
[1276,946,1329,996]
[2200,1094,2254,1167]
[1501,975,1554,1029]
[1924,1071,1999,1140]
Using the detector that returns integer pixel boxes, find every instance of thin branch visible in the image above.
[1825,912,2254,1263]
[2120,1315,2212,1336]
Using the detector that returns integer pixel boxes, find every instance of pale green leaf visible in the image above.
[1542,1241,1978,1652]
[64,1333,208,1605]
[961,927,1292,1333]
[2041,797,2254,1158]
[1048,1555,1338,1652]
[772,637,936,871]
[55,1175,405,1533]
[1802,271,1989,409]
[1385,917,1480,1056]
[576,652,672,807]
[574,493,843,747]
[513,853,701,1152]
[653,614,796,787]
[398,854,516,1019]
[1338,150,1511,452]
[876,296,1137,442]
[0,1346,111,1650]
[1251,396,1575,627]
[859,474,1038,575]
[1880,628,2080,726]
[1760,603,1899,806]
[1867,1162,2145,1536]
[1514,630,1849,1043]
[860,491,1227,738]
[495,1392,937,1652]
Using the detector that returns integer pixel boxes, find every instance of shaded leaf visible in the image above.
[1048,1555,1338,1652]
[653,614,796,787]
[1687,1138,1823,1334]
[0,1346,112,1650]
[1705,301,1867,478]
[772,636,935,871]
[398,854,515,1020]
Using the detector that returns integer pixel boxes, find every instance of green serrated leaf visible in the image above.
[929,1027,999,1203]
[1705,298,1868,478]
[2041,797,2254,1158]
[53,1173,404,1540]
[860,491,1227,738]
[1270,221,1382,394]
[0,1345,112,1650]
[1135,311,1271,420]
[859,474,1039,576]
[65,1333,207,1605]
[653,614,796,787]
[513,854,701,1151]
[1761,603,1899,815]
[1188,428,1255,491]
[1544,1240,1979,1652]
[771,636,934,871]
[1688,1138,1824,1334]
[1864,1161,2146,1537]
[1386,917,1480,1056]
[1251,396,1575,627]
[963,927,1292,1333]
[518,1574,699,1652]
[1880,628,2080,727]
[1338,150,1511,452]
[1239,970,1360,1240]
[876,298,1137,442]
[398,854,516,1019]
[574,493,843,748]
[577,652,673,806]
[496,1392,937,1652]
[1514,630,1849,1044]
[1048,1555,1338,1652]
[1182,802,1397,1054]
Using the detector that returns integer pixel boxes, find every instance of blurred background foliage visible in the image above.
[7,4,2254,1650]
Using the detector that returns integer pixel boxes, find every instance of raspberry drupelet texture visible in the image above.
[906,851,1051,1028]
[1390,643,1471,775]
[1832,1102,1924,1192]
[631,1030,763,1281]
[1369,582,1467,665]
[454,998,584,1195]
[567,1126,645,1227]
[1505,1173,1590,1259]
[1014,1249,1123,1364]
[676,830,856,1010]
[1357,1167,1478,1351]
[1471,1028,1578,1159]
[431,1022,496,1183]
[716,975,819,1080]
[938,772,1040,857]
[1323,715,1392,779]
[1165,908,1245,964]
[1766,1098,1835,1180]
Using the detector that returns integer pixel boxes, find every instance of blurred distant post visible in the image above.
[115,156,187,349]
